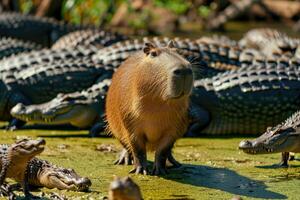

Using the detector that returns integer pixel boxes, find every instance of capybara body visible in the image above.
[106,41,193,175]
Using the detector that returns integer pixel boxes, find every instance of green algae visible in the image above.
[0,127,299,200]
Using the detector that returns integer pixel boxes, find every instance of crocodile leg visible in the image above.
[7,119,26,131]
[279,152,289,167]
[6,92,32,131]
[22,166,35,199]
[185,103,210,137]
[0,183,16,200]
[89,122,106,137]
[0,159,9,186]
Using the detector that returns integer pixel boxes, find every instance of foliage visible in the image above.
[154,0,190,14]
[62,0,111,25]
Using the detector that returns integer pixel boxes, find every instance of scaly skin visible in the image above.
[239,110,300,167]
[11,79,112,137]
[239,28,300,58]
[0,12,80,47]
[188,61,300,136]
[5,37,248,131]
[26,158,92,191]
[109,177,142,200]
[92,37,265,76]
[0,139,46,199]
[52,29,127,49]
[10,38,300,135]
[0,37,42,60]
[0,46,109,129]
[0,143,91,197]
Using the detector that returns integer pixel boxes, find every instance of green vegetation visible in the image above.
[0,126,299,199]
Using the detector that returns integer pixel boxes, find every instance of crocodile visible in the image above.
[0,37,255,130]
[0,45,113,129]
[0,140,91,199]
[0,37,42,60]
[0,12,80,47]
[0,138,46,199]
[239,110,300,167]
[187,60,300,136]
[9,39,300,135]
[108,176,142,200]
[92,37,265,75]
[239,28,300,58]
[11,79,112,136]
[6,38,267,133]
[51,29,127,49]
[25,157,92,191]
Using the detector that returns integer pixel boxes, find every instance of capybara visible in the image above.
[106,41,194,175]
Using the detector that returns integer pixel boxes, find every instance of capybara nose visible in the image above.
[238,140,252,149]
[173,68,193,77]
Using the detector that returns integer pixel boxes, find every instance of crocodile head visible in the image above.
[10,93,101,128]
[239,125,300,154]
[10,138,46,159]
[109,176,142,200]
[39,166,92,191]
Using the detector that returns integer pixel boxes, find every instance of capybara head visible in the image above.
[138,40,193,101]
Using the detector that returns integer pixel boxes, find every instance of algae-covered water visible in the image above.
[1,126,299,200]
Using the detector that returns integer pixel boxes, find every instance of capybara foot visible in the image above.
[114,149,133,165]
[152,165,167,176]
[167,153,181,168]
[129,165,148,175]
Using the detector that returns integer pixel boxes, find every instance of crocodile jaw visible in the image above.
[239,131,300,154]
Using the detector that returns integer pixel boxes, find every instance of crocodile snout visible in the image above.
[238,140,252,149]
[11,103,26,115]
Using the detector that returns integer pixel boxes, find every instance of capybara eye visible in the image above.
[150,51,157,57]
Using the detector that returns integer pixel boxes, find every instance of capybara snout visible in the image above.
[169,65,194,99]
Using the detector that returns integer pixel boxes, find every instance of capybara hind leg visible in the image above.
[114,148,133,165]
[167,150,181,168]
[129,140,148,175]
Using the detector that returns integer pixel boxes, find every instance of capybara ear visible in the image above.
[143,42,156,55]
[167,40,175,48]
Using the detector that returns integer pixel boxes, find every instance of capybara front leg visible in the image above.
[129,140,148,175]
[153,139,177,175]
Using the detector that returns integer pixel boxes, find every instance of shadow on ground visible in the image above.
[163,164,287,199]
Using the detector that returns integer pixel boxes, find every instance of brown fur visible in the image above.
[106,42,192,174]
